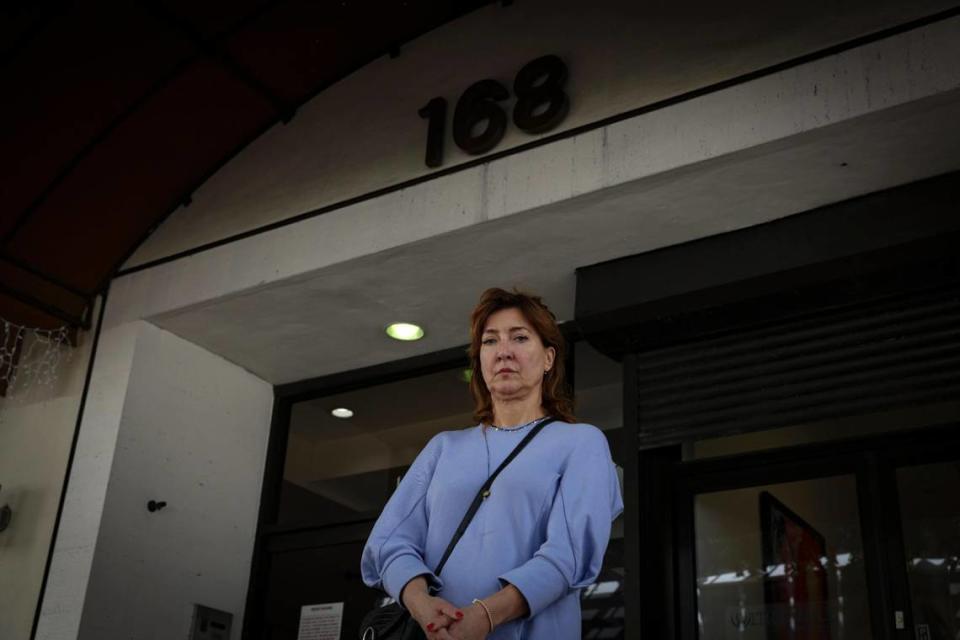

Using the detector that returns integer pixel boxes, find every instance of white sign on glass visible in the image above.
[297,602,344,640]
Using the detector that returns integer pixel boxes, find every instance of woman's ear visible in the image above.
[544,346,556,372]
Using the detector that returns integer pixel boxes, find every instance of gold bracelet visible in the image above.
[471,598,495,632]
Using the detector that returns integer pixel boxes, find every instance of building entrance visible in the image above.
[674,425,960,640]
[244,340,627,639]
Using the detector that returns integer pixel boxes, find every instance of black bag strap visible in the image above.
[433,417,556,577]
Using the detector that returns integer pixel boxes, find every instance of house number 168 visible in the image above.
[417,55,570,168]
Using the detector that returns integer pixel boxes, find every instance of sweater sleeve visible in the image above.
[360,434,445,602]
[498,427,624,617]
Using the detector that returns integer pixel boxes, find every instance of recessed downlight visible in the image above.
[331,408,354,419]
[386,322,424,341]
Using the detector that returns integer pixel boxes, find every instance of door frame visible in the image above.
[241,344,470,640]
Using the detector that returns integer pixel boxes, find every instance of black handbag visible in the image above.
[359,418,556,640]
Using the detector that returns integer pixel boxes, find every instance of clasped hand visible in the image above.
[408,593,491,640]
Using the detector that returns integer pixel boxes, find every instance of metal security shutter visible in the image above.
[634,284,960,446]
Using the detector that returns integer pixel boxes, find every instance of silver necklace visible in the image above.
[488,416,544,432]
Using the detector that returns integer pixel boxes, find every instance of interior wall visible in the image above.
[0,309,98,640]
[75,323,272,640]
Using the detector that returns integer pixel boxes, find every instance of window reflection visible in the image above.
[897,461,960,640]
[694,476,872,639]
[278,366,474,526]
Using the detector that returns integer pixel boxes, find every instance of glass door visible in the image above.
[895,458,960,640]
[676,426,960,640]
[253,364,475,639]
[691,475,874,640]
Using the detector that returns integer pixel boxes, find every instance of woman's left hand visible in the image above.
[432,603,491,640]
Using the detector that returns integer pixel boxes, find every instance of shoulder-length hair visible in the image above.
[467,287,575,425]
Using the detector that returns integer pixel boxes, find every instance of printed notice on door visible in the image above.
[297,602,343,640]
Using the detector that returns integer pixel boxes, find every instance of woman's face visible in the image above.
[479,307,556,402]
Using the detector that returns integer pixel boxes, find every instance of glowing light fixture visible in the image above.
[331,408,354,419]
[386,322,424,341]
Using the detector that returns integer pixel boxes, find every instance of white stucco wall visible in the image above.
[33,314,140,640]
[70,322,272,640]
[0,305,98,640]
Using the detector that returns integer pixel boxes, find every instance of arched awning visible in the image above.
[0,0,489,330]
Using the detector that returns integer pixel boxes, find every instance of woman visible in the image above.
[361,288,623,639]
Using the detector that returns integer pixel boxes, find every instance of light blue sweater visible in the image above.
[361,421,624,639]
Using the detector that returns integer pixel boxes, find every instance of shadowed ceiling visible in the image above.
[0,0,489,331]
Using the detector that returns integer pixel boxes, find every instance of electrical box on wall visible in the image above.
[190,605,232,640]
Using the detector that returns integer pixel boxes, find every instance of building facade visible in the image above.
[3,1,959,638]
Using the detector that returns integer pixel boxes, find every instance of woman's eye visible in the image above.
[482,338,496,345]
[514,335,528,342]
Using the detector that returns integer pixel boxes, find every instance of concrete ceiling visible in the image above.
[151,86,960,385]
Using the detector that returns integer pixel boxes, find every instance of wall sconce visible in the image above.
[147,500,167,513]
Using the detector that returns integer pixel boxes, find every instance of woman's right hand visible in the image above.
[402,576,464,638]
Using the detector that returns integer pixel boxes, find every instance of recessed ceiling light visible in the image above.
[386,322,424,341]
[331,408,354,419]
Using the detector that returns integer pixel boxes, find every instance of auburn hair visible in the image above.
[468,287,575,425]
